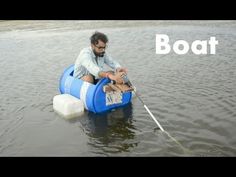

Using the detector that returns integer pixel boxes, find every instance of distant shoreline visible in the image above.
[0,20,235,33]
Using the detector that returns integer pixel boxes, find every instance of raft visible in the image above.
[59,65,132,113]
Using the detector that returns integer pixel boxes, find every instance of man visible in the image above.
[73,31,127,84]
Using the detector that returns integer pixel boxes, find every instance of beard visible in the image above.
[98,52,105,57]
[93,49,105,57]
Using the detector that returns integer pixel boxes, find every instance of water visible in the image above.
[0,20,236,156]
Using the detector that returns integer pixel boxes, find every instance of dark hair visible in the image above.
[90,31,108,45]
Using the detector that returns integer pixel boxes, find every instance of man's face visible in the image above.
[92,40,107,57]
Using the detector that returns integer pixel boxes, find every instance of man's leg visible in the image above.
[80,74,94,84]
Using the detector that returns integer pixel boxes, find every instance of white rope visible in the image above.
[144,104,164,132]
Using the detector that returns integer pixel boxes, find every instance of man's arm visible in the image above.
[81,55,124,84]
[98,71,125,84]
[104,55,121,69]
[104,55,127,74]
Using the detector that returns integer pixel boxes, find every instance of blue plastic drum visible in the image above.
[59,65,132,113]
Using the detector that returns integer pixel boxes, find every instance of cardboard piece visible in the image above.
[103,83,134,93]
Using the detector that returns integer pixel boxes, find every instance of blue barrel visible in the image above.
[59,65,132,113]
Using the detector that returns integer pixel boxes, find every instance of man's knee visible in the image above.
[81,74,94,84]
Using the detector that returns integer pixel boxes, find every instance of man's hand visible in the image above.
[108,72,125,84]
[116,67,128,74]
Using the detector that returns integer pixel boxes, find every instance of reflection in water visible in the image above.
[77,103,139,155]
